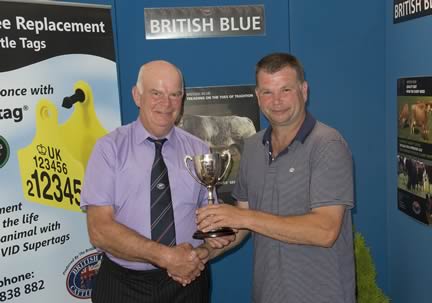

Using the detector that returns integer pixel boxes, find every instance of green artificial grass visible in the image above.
[355,232,390,303]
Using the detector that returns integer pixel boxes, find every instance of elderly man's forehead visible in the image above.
[143,61,180,75]
[141,63,182,83]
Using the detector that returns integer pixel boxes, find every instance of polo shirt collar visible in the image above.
[262,111,317,146]
[133,118,175,145]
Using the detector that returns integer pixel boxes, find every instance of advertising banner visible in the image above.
[397,77,432,225]
[179,85,260,203]
[0,1,121,301]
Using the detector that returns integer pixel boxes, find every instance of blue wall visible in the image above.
[386,0,432,302]
[289,0,388,292]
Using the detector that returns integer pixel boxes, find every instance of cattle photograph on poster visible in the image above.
[179,85,260,203]
[397,77,432,225]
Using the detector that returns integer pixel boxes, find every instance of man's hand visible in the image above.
[205,234,236,249]
[196,204,248,232]
[194,245,210,264]
[165,243,206,286]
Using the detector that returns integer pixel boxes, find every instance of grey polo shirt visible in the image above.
[233,113,355,303]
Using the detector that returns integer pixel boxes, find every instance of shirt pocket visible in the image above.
[170,170,201,208]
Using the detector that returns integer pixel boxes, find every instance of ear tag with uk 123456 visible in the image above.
[18,99,84,212]
[17,80,109,212]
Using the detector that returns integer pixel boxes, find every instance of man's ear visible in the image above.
[301,81,308,103]
[255,88,262,106]
[132,86,140,107]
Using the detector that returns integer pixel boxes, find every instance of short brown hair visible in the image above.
[255,53,305,84]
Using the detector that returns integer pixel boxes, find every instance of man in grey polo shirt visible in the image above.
[197,53,355,303]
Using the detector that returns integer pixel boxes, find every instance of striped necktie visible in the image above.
[148,138,176,247]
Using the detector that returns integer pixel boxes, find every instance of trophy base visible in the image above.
[192,227,235,239]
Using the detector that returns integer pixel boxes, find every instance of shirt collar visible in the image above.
[262,111,316,146]
[133,118,175,145]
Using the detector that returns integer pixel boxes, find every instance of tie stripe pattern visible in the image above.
[148,138,176,247]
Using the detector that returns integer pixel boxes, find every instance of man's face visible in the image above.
[255,66,308,128]
[133,68,183,138]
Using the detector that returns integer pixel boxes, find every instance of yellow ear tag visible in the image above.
[59,80,108,169]
[17,100,84,212]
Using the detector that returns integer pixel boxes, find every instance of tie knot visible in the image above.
[148,137,167,153]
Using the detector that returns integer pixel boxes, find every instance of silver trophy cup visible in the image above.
[184,151,235,239]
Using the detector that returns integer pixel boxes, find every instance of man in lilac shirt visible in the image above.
[81,60,219,303]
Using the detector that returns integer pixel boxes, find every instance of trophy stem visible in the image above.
[207,186,215,204]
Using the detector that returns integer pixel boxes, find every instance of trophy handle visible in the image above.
[218,150,232,181]
[184,155,205,186]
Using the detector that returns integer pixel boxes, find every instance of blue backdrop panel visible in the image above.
[112,1,289,302]
[289,0,387,292]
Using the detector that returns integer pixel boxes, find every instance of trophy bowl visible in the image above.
[184,151,235,239]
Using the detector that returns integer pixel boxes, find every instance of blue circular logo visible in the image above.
[66,252,102,299]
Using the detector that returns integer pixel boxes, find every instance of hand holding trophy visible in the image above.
[184,151,235,239]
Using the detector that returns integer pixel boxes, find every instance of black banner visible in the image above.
[0,1,114,72]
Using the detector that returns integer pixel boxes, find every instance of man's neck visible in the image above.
[270,116,305,156]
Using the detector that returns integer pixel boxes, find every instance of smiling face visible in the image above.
[132,61,184,138]
[255,66,308,129]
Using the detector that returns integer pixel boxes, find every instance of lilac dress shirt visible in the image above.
[81,119,209,270]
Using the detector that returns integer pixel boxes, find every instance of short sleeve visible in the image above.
[310,138,354,209]
[80,139,116,210]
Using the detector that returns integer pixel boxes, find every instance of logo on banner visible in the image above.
[66,252,102,299]
[0,136,10,168]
